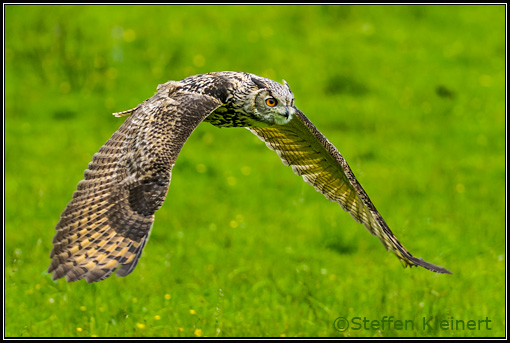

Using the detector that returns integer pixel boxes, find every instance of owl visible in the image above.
[48,71,451,283]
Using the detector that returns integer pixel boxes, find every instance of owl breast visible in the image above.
[204,105,264,128]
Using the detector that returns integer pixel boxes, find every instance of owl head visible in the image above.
[242,75,296,126]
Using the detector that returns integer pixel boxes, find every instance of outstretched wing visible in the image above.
[248,108,451,274]
[48,81,223,282]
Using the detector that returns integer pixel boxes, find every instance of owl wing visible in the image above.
[248,108,451,274]
[48,81,224,283]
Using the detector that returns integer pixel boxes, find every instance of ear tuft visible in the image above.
[283,79,293,94]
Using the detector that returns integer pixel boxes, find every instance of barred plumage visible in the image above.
[48,71,451,283]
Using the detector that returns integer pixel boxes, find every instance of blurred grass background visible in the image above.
[4,4,505,337]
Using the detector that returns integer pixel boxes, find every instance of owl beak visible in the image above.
[283,106,295,120]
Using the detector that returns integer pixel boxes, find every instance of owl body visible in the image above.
[48,71,451,283]
[204,106,263,128]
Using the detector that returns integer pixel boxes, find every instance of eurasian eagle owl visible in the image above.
[48,71,451,283]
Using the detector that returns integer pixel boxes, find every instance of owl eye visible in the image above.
[265,97,277,107]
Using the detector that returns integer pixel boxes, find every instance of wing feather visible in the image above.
[48,82,223,282]
[249,108,451,274]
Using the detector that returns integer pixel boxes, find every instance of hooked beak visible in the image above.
[284,106,296,119]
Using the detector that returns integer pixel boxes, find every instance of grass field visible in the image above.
[4,4,505,337]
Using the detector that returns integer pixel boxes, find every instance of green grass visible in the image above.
[4,4,505,337]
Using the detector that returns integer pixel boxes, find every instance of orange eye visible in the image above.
[265,98,277,107]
